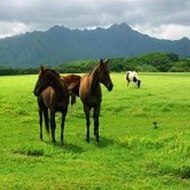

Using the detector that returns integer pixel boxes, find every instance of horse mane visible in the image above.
[91,64,100,84]
[48,69,60,79]
[39,65,60,76]
[47,69,60,77]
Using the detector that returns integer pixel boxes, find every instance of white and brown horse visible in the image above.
[126,71,141,88]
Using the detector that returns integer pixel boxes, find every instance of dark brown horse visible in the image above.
[33,66,69,145]
[61,74,81,106]
[79,59,113,143]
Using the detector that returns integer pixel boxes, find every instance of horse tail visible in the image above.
[38,96,49,134]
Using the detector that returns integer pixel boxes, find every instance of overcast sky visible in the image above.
[0,0,190,40]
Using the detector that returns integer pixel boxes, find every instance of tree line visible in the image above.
[56,53,190,73]
[0,53,190,75]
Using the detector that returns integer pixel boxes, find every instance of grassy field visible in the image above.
[0,72,190,189]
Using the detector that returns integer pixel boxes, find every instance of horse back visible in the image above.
[64,75,81,84]
[126,71,139,81]
[61,75,81,96]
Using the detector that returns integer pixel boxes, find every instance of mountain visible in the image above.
[0,23,190,68]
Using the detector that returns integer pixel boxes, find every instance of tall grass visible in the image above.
[0,73,190,189]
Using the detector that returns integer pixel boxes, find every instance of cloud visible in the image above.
[0,0,190,39]
[0,21,29,38]
[133,24,190,40]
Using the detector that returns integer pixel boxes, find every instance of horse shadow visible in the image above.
[44,141,84,154]
[63,143,84,154]
[93,136,115,148]
[43,135,114,152]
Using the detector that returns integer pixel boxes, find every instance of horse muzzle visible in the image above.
[107,83,113,91]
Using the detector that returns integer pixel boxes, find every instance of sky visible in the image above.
[0,0,190,40]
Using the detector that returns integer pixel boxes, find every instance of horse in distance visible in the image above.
[33,66,69,145]
[79,58,113,143]
[126,71,141,88]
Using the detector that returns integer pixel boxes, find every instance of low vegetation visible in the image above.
[0,73,190,189]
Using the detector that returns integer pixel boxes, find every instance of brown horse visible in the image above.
[79,59,113,143]
[33,66,69,145]
[61,74,81,106]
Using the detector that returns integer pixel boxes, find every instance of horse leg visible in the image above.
[50,111,56,144]
[43,107,49,134]
[70,94,76,114]
[71,94,76,106]
[60,110,67,145]
[93,107,100,142]
[37,96,43,141]
[84,105,90,143]
[127,80,130,87]
[39,107,43,141]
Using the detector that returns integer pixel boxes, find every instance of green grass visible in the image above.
[0,73,190,189]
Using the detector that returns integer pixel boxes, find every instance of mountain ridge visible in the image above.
[0,23,189,68]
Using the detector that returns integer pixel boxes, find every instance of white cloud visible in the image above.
[133,24,190,40]
[0,21,29,38]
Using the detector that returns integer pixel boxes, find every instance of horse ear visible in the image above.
[40,65,45,71]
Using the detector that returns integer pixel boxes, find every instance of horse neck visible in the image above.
[50,74,68,99]
[89,65,100,92]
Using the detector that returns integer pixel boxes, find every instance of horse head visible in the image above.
[98,59,113,91]
[33,66,60,96]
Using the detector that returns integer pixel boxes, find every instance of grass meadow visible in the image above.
[0,72,190,189]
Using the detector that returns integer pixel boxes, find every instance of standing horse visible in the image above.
[126,71,141,88]
[61,74,81,106]
[79,59,113,143]
[33,66,69,145]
